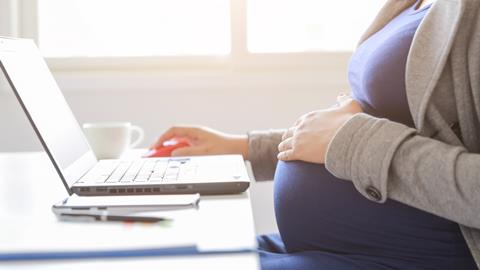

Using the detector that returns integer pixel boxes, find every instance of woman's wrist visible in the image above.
[338,96,363,114]
[227,135,249,160]
[334,92,363,114]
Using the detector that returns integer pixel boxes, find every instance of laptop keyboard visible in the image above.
[80,158,194,184]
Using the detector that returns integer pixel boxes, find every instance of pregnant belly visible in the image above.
[273,160,464,257]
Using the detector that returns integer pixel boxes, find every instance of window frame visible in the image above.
[9,0,355,72]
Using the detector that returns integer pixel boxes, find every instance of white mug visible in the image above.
[82,122,144,159]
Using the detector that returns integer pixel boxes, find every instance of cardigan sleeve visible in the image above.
[247,129,286,181]
[325,113,480,229]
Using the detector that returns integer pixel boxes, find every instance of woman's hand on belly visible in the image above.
[278,97,362,164]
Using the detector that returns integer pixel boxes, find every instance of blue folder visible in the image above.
[0,246,255,261]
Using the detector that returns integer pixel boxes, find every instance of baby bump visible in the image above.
[273,160,464,257]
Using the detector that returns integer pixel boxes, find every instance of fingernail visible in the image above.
[144,149,155,157]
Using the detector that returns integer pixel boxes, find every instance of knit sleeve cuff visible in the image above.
[247,129,285,181]
[325,113,416,203]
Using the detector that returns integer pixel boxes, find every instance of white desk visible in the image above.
[0,152,260,270]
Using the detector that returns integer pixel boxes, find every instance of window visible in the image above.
[25,0,385,67]
[38,0,231,57]
[247,0,385,52]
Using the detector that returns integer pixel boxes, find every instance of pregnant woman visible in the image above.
[151,0,480,269]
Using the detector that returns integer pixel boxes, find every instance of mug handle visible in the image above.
[130,125,144,148]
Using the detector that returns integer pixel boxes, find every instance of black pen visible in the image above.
[60,213,172,223]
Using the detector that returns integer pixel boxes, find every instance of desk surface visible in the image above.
[0,152,260,270]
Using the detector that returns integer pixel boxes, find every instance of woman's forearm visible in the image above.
[326,113,480,229]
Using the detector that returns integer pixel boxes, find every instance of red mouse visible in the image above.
[144,138,191,158]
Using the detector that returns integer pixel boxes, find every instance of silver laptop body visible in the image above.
[0,37,250,196]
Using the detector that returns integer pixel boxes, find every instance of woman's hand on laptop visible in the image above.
[150,126,248,159]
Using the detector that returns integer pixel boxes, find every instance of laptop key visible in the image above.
[120,174,136,182]
[134,177,148,182]
[164,175,178,181]
[149,176,163,182]
[168,161,181,167]
[94,174,110,183]
[154,161,168,169]
[106,177,120,183]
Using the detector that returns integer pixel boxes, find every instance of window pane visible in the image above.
[38,0,231,57]
[247,0,385,52]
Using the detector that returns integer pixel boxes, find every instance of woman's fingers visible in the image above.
[278,136,297,161]
[294,110,315,127]
[278,137,293,152]
[277,149,295,161]
[150,126,197,149]
[279,127,297,161]
[282,127,295,140]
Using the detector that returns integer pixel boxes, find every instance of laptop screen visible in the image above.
[0,38,96,193]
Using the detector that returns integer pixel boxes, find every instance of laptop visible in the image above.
[0,37,250,196]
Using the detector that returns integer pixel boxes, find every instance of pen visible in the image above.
[60,213,172,223]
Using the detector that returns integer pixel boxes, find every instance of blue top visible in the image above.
[348,1,432,128]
